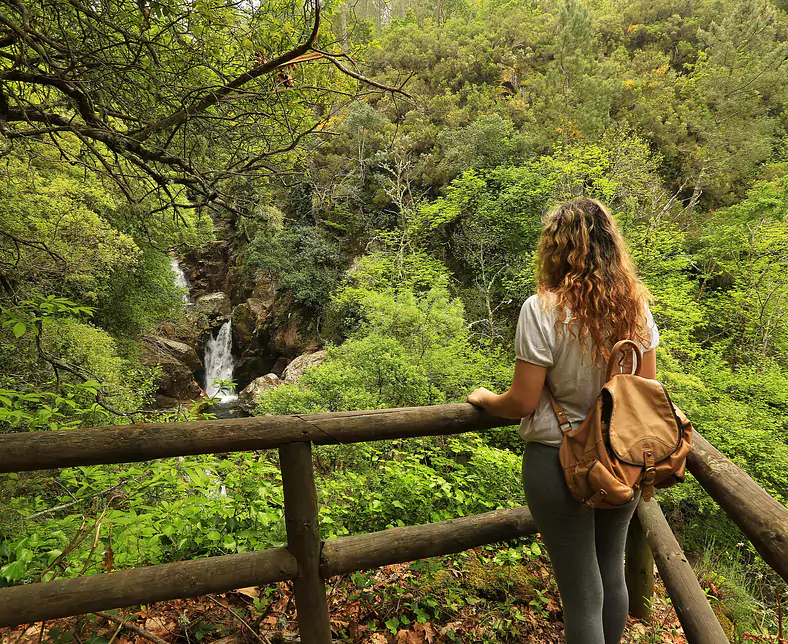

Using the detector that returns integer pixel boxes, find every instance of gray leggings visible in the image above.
[522,442,639,644]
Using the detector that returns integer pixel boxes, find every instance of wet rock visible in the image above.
[231,295,278,390]
[195,292,231,319]
[282,350,327,384]
[271,356,289,377]
[234,355,278,392]
[238,373,281,412]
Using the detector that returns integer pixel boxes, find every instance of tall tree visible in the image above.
[0,0,406,213]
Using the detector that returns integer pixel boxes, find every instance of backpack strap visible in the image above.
[545,338,642,434]
[606,340,643,381]
[544,380,573,433]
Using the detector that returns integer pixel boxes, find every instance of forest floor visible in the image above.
[0,544,688,644]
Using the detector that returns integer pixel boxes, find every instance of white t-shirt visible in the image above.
[515,292,660,446]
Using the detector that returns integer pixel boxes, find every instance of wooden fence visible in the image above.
[1,404,786,644]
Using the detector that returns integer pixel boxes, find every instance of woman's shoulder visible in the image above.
[523,291,557,310]
[521,291,569,325]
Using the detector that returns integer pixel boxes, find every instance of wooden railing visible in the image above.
[0,404,786,644]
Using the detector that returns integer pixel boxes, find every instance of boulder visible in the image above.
[251,274,278,308]
[195,292,231,318]
[149,336,202,373]
[238,373,281,412]
[139,340,204,402]
[282,350,327,384]
[270,304,317,357]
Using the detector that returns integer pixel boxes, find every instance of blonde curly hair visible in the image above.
[536,197,652,363]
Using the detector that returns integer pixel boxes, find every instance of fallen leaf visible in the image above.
[366,633,388,644]
[103,546,114,573]
[144,616,171,638]
[439,621,463,636]
[413,622,436,643]
[233,587,259,599]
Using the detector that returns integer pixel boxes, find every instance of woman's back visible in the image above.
[515,291,659,447]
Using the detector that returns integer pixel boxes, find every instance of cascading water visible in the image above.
[170,257,191,303]
[203,320,237,402]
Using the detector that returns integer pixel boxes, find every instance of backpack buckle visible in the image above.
[643,466,657,486]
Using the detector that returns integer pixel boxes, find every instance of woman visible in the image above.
[467,197,659,644]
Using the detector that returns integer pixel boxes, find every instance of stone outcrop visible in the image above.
[139,337,204,402]
[153,337,202,373]
[271,356,289,377]
[230,280,279,389]
[238,373,281,412]
[195,292,231,319]
[282,350,327,384]
[232,297,269,347]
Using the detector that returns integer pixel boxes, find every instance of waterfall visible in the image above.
[203,321,236,401]
[170,257,191,303]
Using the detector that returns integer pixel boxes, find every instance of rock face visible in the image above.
[232,297,270,347]
[231,284,279,389]
[182,242,230,299]
[195,292,231,319]
[283,350,327,384]
[238,373,281,412]
[139,337,204,401]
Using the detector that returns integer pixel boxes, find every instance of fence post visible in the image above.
[279,441,333,643]
[626,507,655,620]
[637,498,731,644]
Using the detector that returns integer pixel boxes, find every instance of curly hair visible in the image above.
[535,197,652,363]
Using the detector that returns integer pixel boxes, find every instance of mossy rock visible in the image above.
[420,568,456,594]
[462,557,541,602]
[712,601,736,641]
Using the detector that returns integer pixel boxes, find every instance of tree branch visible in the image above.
[130,0,322,142]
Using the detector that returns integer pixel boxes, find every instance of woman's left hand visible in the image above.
[467,387,494,408]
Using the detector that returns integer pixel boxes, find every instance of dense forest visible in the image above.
[1,0,787,641]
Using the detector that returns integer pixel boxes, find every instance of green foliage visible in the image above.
[695,542,784,639]
[243,225,345,311]
[0,296,157,432]
[259,271,514,415]
[315,435,523,537]
[0,452,285,585]
[92,249,188,339]
[694,175,788,364]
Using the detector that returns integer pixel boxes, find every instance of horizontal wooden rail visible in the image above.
[321,506,537,576]
[686,433,788,583]
[0,506,536,627]
[0,548,297,627]
[0,404,513,473]
[637,499,729,644]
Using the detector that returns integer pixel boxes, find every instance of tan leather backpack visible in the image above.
[547,340,693,509]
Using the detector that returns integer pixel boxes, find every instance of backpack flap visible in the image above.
[604,375,682,466]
